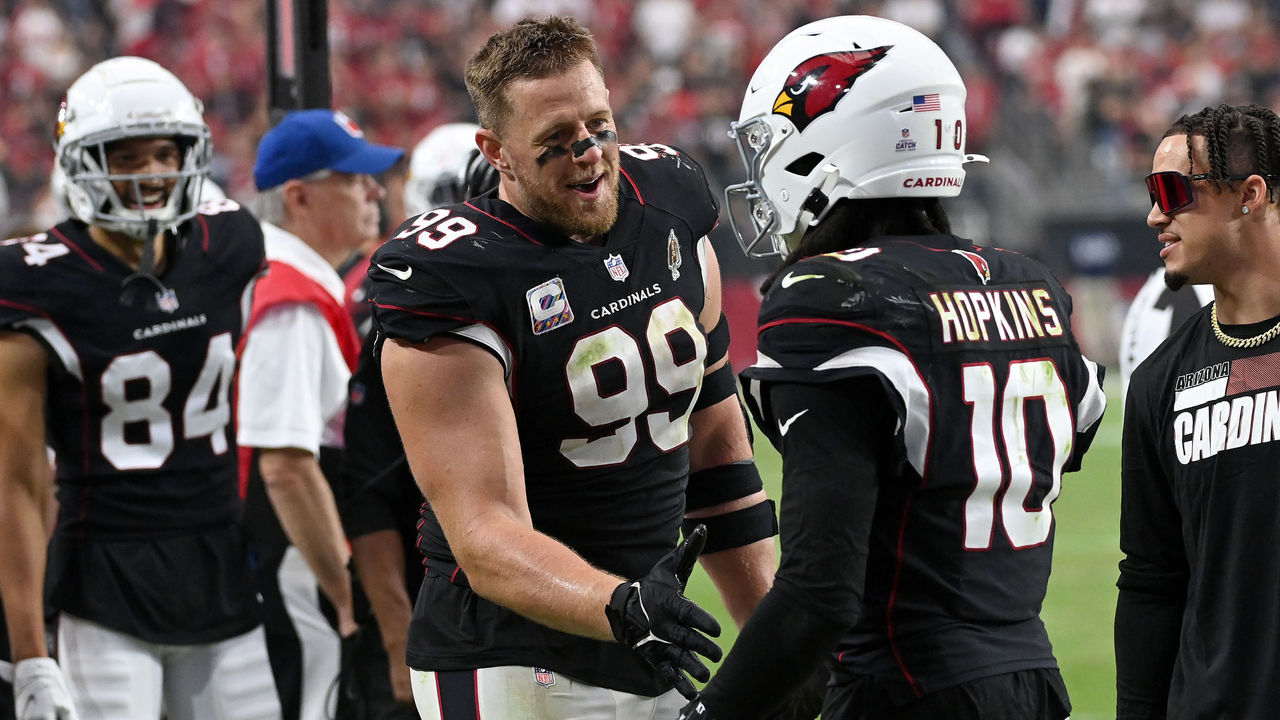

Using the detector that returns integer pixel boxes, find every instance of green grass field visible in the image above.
[685,380,1124,718]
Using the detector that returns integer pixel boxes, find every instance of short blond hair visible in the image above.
[465,16,604,134]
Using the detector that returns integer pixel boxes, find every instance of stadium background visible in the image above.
[2,1,1275,716]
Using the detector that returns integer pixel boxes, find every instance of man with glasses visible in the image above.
[1118,103,1280,719]
[239,109,403,720]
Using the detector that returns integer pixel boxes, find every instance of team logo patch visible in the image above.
[527,277,574,335]
[604,253,629,282]
[951,249,991,285]
[533,667,556,688]
[773,46,891,132]
[667,229,682,281]
[332,110,365,138]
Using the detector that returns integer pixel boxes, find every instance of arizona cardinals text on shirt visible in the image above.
[1171,353,1280,464]
[591,283,663,319]
[928,286,1064,345]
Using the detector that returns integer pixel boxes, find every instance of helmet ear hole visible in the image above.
[785,152,825,176]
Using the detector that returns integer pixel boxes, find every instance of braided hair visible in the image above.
[760,197,952,294]
[1166,103,1280,202]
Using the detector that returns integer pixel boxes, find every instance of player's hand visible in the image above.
[333,627,367,720]
[605,524,722,700]
[13,658,79,720]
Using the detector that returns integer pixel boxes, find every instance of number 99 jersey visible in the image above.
[0,202,266,643]
[740,234,1107,696]
[368,143,720,695]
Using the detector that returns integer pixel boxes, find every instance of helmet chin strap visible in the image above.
[119,218,177,312]
[786,164,842,252]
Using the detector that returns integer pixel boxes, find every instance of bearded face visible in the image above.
[494,61,622,243]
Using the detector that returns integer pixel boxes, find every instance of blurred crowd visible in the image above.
[4,0,1280,262]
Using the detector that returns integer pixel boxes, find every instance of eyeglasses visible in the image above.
[1145,170,1254,215]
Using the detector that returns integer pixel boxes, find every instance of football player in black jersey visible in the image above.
[367,16,779,720]
[1117,105,1280,719]
[680,16,1107,720]
[0,57,281,720]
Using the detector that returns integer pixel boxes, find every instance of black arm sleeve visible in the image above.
[1115,385,1187,719]
[697,376,894,718]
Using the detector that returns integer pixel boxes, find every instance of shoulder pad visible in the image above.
[760,253,882,327]
[0,232,71,326]
[190,203,265,279]
[618,143,718,237]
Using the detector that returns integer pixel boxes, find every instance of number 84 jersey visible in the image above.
[369,144,718,582]
[0,206,265,537]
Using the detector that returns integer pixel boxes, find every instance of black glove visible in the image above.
[606,524,722,700]
[332,627,367,720]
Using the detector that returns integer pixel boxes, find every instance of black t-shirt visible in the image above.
[739,235,1107,700]
[368,143,722,696]
[0,202,266,643]
[341,327,423,595]
[1118,304,1280,719]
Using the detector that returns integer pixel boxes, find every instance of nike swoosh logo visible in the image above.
[780,272,824,288]
[376,263,412,281]
[778,409,809,436]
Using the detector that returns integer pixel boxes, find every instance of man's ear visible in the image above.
[282,179,308,209]
[477,128,511,177]
[1242,173,1269,214]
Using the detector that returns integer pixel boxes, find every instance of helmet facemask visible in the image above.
[60,130,210,243]
[55,56,212,243]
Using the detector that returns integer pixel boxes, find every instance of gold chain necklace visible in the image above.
[1211,303,1280,348]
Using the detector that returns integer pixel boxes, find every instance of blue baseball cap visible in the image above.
[254,109,404,190]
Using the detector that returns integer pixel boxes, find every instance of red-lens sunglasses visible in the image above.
[1145,170,1253,215]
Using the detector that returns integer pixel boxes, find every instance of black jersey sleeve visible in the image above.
[367,238,471,338]
[195,201,267,284]
[697,376,892,718]
[1115,367,1187,718]
[0,234,54,328]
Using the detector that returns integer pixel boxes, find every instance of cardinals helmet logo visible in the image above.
[772,46,891,132]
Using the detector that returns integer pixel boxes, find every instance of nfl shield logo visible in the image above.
[154,288,180,313]
[533,667,556,687]
[604,253,629,282]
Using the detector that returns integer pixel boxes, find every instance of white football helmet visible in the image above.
[726,15,989,257]
[402,122,483,216]
[55,56,210,241]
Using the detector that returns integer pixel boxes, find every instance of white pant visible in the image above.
[57,614,281,720]
[410,666,684,720]
[274,546,343,720]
